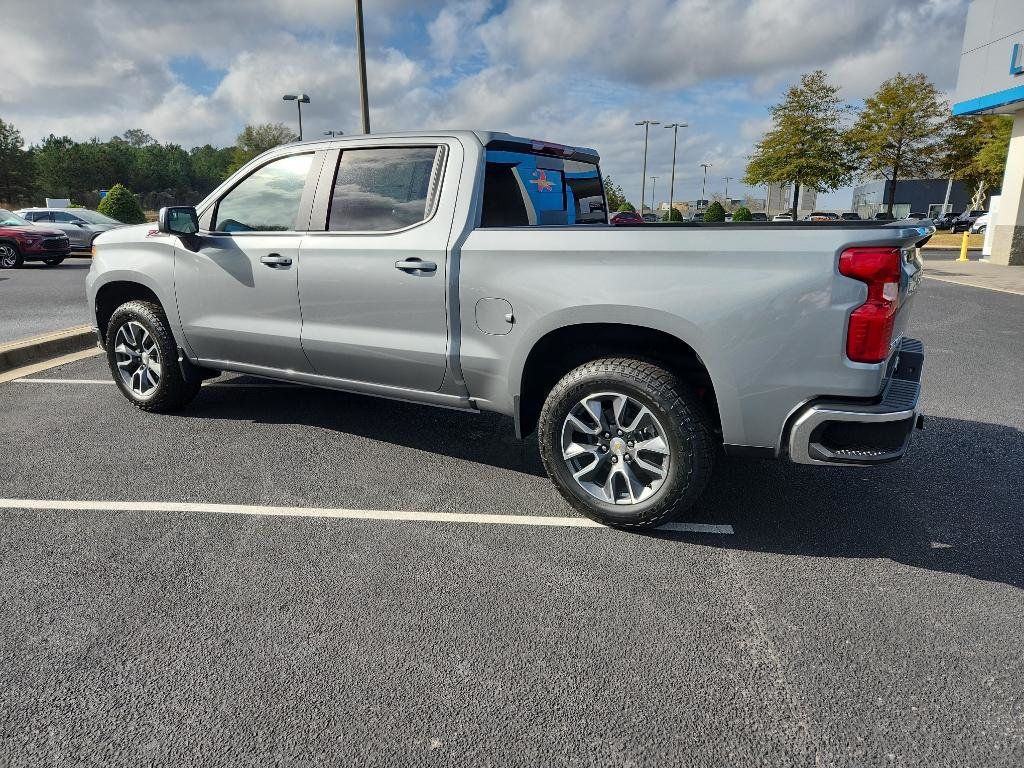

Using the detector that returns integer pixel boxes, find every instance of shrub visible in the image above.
[617,202,636,213]
[704,201,726,223]
[97,183,145,224]
[662,207,684,222]
[732,206,753,222]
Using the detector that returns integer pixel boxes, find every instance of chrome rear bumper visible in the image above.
[789,338,924,465]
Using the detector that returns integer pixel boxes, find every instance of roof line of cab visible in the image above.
[280,130,601,164]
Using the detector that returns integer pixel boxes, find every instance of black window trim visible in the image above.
[312,143,448,236]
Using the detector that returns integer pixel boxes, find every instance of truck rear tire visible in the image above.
[104,300,201,413]
[538,358,715,529]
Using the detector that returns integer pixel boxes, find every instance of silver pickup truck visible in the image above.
[86,130,929,529]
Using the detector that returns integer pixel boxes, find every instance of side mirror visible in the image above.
[158,206,199,236]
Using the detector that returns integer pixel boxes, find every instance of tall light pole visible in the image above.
[354,0,370,133]
[723,176,734,208]
[699,163,712,211]
[635,120,660,213]
[664,122,688,221]
[650,176,658,216]
[282,93,310,140]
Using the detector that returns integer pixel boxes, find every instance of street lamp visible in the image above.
[664,122,688,221]
[723,176,734,208]
[323,130,345,137]
[699,163,712,211]
[635,120,660,214]
[355,0,370,133]
[650,176,658,217]
[282,93,310,140]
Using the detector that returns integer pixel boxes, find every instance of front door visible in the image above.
[298,142,457,391]
[174,152,318,372]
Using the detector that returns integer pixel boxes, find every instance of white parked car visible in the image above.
[772,213,793,222]
[970,213,990,234]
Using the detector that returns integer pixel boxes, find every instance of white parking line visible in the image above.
[0,498,734,534]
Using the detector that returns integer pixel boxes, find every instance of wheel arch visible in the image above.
[93,277,174,346]
[515,319,732,440]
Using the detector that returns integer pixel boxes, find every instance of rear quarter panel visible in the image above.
[457,225,927,449]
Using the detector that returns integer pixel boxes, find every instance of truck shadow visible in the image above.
[188,384,1022,590]
[679,416,1024,590]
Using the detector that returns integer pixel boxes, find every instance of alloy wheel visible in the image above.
[560,391,672,505]
[114,321,162,398]
[0,245,17,268]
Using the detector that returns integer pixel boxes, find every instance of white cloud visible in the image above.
[0,0,971,207]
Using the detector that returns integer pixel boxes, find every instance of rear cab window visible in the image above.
[480,144,605,227]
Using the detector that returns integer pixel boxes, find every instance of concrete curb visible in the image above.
[0,325,97,374]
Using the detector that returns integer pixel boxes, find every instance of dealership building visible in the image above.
[954,0,1024,265]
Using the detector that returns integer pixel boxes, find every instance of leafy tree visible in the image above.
[846,73,950,216]
[732,206,753,221]
[189,144,235,190]
[704,200,726,223]
[97,183,146,224]
[617,201,636,213]
[939,115,1012,204]
[603,175,628,211]
[227,123,298,174]
[120,128,156,148]
[0,118,35,205]
[34,135,78,199]
[662,207,684,222]
[744,70,854,220]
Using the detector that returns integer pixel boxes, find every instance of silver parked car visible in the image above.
[15,208,123,251]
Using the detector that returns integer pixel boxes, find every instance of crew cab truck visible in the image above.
[86,131,929,529]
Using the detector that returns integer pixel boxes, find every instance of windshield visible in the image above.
[0,209,30,226]
[72,209,122,225]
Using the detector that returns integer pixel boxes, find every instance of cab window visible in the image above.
[213,153,314,233]
[327,146,442,232]
[480,150,605,227]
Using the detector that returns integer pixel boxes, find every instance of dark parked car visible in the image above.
[840,212,862,221]
[934,211,959,230]
[872,212,896,221]
[609,210,645,225]
[750,212,768,221]
[951,210,987,233]
[0,209,71,268]
[641,213,659,223]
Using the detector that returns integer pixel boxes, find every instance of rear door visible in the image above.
[51,211,91,248]
[173,151,322,371]
[297,140,457,391]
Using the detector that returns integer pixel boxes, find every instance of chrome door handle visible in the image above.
[260,253,292,268]
[395,259,437,273]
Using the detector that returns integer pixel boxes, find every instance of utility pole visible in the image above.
[664,122,687,221]
[354,0,370,133]
[650,176,658,216]
[282,93,310,140]
[635,120,660,213]
[700,163,712,211]
[723,176,734,209]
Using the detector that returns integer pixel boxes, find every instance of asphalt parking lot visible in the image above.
[0,257,92,342]
[1,279,1022,766]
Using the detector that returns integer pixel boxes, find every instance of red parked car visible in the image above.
[0,208,72,268]
[610,210,645,225]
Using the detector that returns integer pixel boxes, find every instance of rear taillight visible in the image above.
[839,247,902,364]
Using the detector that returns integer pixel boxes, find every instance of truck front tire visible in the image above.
[104,300,201,413]
[538,358,715,529]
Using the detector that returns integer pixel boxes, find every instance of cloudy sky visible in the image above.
[0,0,969,208]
